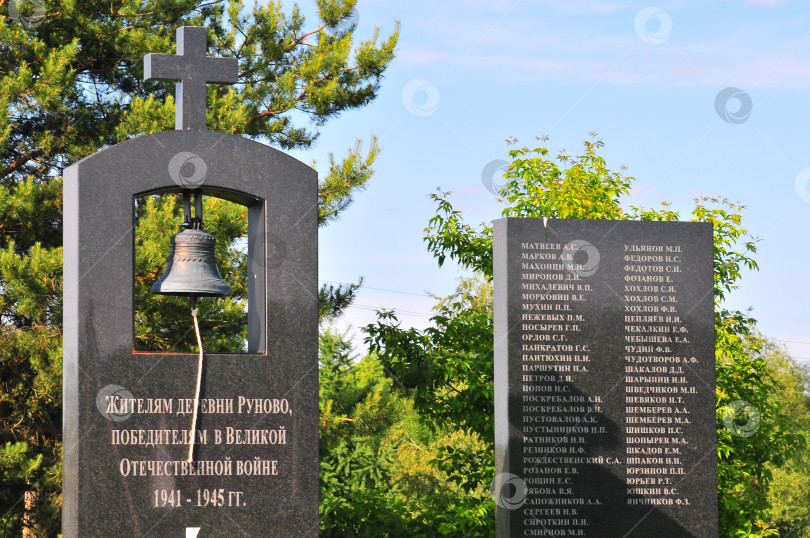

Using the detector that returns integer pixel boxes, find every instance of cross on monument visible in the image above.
[144,26,238,131]
[65,22,319,538]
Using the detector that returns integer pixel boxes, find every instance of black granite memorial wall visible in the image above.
[493,217,717,537]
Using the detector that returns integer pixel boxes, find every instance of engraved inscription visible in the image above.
[497,220,716,537]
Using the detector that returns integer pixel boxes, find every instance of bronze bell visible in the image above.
[151,191,231,298]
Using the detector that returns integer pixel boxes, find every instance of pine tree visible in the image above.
[0,1,398,534]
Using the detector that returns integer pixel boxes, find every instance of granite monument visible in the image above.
[63,26,319,536]
[493,217,717,537]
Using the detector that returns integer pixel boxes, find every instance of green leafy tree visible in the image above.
[366,278,497,535]
[318,328,416,536]
[366,135,805,537]
[319,328,493,537]
[0,1,397,534]
[762,340,810,537]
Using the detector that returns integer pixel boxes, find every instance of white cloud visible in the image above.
[628,185,662,199]
[746,0,785,6]
[543,0,629,15]
[392,1,810,88]
[454,182,488,195]
[397,47,455,66]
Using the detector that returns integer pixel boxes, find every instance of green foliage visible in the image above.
[368,134,807,537]
[318,328,416,536]
[769,453,810,538]
[423,431,495,537]
[763,342,810,537]
[368,277,494,441]
[715,333,803,537]
[501,136,632,220]
[424,136,633,278]
[319,277,363,322]
[133,194,249,352]
[0,1,397,533]
[319,328,495,536]
[0,182,63,534]
[364,277,497,535]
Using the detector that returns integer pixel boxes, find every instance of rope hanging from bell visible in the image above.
[151,190,231,462]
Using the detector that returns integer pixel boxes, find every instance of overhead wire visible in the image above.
[320,279,436,318]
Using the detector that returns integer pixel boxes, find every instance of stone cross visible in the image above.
[144,26,238,131]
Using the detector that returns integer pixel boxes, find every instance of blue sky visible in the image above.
[285,0,810,365]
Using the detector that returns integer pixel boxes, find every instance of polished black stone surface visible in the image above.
[63,129,318,537]
[494,218,717,538]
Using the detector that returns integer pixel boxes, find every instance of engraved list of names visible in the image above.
[494,218,717,538]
